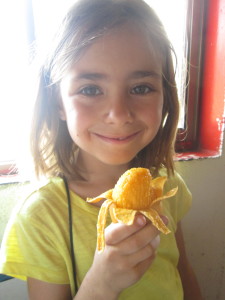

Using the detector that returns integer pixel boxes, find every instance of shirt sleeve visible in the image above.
[162,170,192,230]
[0,192,70,284]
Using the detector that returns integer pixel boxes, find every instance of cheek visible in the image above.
[65,102,95,137]
[65,98,100,118]
[141,100,163,126]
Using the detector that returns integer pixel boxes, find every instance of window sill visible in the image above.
[0,161,15,173]
[176,148,222,161]
[0,162,19,184]
[0,175,21,185]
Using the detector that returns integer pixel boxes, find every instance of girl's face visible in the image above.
[59,25,164,167]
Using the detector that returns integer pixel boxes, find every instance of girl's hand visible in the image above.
[79,215,161,299]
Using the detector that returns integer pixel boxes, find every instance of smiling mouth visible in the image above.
[93,131,140,142]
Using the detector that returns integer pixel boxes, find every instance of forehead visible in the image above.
[69,23,163,77]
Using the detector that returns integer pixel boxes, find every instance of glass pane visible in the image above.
[145,0,188,128]
[0,0,31,163]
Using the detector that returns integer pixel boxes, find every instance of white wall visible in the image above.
[177,140,225,300]
[0,278,28,300]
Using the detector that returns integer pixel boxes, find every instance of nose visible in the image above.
[104,94,134,125]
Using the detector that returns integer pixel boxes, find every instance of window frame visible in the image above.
[176,0,225,160]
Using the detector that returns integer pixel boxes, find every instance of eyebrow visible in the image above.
[129,70,161,80]
[72,70,161,81]
[73,72,107,81]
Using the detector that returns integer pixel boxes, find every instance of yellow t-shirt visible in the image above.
[0,170,192,299]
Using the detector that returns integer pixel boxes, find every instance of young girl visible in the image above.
[0,0,203,299]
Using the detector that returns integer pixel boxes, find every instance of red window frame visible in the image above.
[176,0,225,160]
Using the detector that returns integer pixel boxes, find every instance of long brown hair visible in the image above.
[30,0,179,179]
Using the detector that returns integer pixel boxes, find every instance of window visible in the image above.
[0,0,224,177]
[0,1,31,164]
[176,0,225,159]
[145,0,188,129]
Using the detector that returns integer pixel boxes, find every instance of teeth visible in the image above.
[116,137,126,140]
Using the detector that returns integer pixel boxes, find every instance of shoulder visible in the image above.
[4,177,70,251]
[15,177,67,221]
[1,177,72,284]
[158,168,191,196]
[158,168,192,224]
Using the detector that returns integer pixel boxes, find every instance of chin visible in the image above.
[98,153,136,166]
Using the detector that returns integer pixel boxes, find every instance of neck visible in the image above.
[68,150,130,199]
[76,150,129,182]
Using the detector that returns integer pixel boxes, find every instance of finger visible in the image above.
[105,215,146,245]
[118,222,160,255]
[150,235,160,250]
[160,215,169,226]
[127,242,156,268]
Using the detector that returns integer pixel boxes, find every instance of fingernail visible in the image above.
[160,215,169,225]
[136,215,146,226]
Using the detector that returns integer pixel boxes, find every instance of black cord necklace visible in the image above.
[63,176,78,294]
